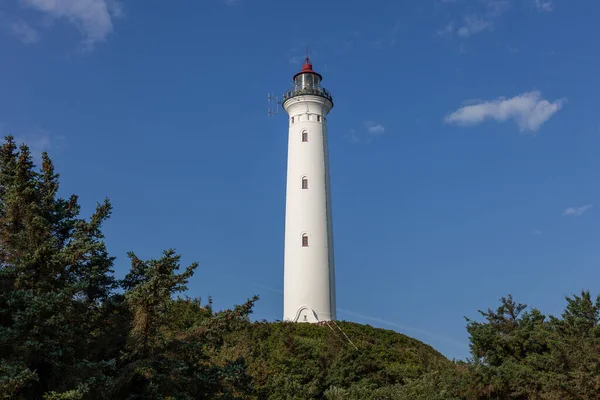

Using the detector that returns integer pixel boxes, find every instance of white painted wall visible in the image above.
[282,94,336,323]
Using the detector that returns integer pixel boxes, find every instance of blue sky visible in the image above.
[2,0,599,360]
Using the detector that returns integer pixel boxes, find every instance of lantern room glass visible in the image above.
[295,73,321,90]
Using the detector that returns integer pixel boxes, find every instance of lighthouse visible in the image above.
[282,54,336,323]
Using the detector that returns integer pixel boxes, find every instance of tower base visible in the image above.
[288,305,333,323]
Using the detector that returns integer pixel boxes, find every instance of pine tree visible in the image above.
[465,291,600,399]
[115,250,256,399]
[0,135,117,399]
[545,291,600,398]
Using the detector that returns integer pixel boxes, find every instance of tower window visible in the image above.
[302,131,308,142]
[291,117,294,123]
[301,177,308,189]
[317,115,321,122]
[302,234,309,247]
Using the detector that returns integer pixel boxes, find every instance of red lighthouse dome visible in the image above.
[293,51,323,81]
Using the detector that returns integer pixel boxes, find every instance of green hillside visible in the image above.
[213,320,457,399]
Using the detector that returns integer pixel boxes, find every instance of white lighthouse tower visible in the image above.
[282,54,336,323]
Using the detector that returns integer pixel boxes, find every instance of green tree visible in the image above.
[114,249,257,399]
[465,291,600,400]
[0,135,117,399]
[544,291,600,398]
[466,295,551,399]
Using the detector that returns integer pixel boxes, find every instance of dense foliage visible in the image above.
[1,135,599,399]
[465,292,600,399]
[0,136,256,399]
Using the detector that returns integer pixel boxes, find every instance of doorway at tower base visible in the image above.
[290,306,332,323]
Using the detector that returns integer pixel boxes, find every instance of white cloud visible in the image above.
[564,204,593,217]
[365,121,385,134]
[20,0,123,48]
[534,0,553,11]
[9,20,39,44]
[454,0,509,38]
[444,91,564,132]
[457,15,492,37]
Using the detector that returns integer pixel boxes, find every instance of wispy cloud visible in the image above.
[440,0,550,39]
[9,19,39,44]
[370,38,385,50]
[532,229,543,235]
[457,15,493,37]
[347,129,360,143]
[441,0,509,38]
[338,308,468,351]
[444,91,564,133]
[19,0,123,49]
[371,22,402,49]
[534,0,553,11]
[487,0,510,15]
[365,121,385,135]
[13,127,66,165]
[563,204,593,217]
[437,22,454,37]
[287,54,301,65]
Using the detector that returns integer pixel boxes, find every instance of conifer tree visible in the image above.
[545,291,600,398]
[115,250,256,399]
[0,135,117,399]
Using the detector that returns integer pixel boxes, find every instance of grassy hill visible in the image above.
[213,320,463,400]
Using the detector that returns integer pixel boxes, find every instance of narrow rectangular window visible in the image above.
[317,115,321,122]
[302,235,309,247]
[291,117,294,123]
[302,131,308,142]
[301,177,308,189]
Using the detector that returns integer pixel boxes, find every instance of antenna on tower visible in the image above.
[267,93,281,117]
